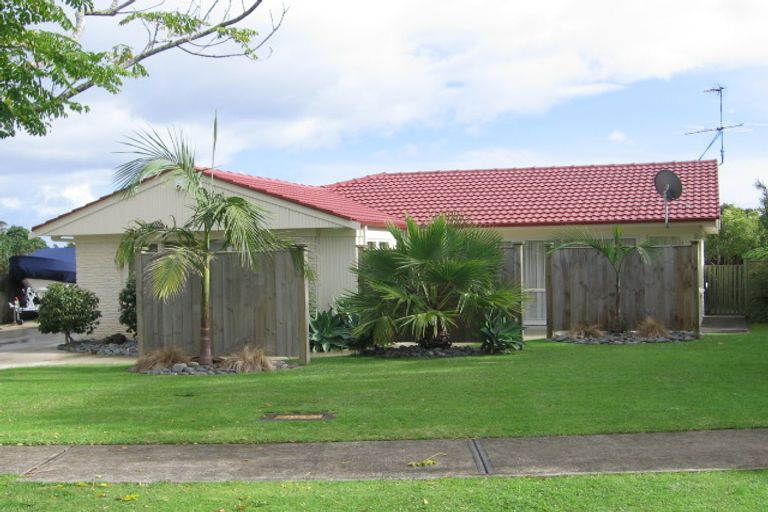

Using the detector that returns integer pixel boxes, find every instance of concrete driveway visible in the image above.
[0,324,136,370]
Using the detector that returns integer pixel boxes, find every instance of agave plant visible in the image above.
[309,309,350,352]
[114,128,294,365]
[478,310,524,354]
[343,215,525,349]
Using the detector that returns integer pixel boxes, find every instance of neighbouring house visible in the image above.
[32,159,719,336]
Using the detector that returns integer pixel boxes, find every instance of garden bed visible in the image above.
[138,359,296,375]
[360,344,484,358]
[57,334,138,357]
[550,331,697,344]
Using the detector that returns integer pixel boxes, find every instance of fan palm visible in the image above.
[114,129,291,365]
[342,215,525,348]
[550,226,656,331]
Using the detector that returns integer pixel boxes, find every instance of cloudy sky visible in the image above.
[2,0,767,230]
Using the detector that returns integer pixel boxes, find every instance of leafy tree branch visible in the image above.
[1,0,286,138]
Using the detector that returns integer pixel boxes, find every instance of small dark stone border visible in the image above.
[550,331,697,345]
[359,344,486,359]
[138,359,296,376]
[57,336,138,357]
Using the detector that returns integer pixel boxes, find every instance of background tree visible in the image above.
[551,226,655,331]
[114,129,295,365]
[705,204,762,264]
[0,224,48,273]
[341,215,525,349]
[1,0,285,138]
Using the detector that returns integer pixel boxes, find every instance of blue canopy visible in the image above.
[9,247,76,283]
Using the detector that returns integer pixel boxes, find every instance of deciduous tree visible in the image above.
[1,0,285,137]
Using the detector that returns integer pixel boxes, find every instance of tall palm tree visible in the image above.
[551,226,655,331]
[342,215,525,348]
[114,129,291,365]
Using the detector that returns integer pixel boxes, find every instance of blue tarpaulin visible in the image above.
[9,247,76,283]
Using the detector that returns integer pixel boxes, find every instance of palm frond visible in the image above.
[114,128,200,198]
[145,245,205,301]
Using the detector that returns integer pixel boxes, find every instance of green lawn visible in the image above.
[2,471,768,511]
[0,326,766,445]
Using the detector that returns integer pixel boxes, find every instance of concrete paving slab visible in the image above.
[0,445,69,474]
[701,315,749,333]
[0,329,135,370]
[24,440,480,482]
[481,429,768,476]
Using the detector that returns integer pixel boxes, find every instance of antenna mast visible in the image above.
[685,86,742,164]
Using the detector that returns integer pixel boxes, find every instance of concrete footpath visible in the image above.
[0,326,136,370]
[3,429,768,483]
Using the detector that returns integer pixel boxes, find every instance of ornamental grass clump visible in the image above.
[131,347,189,372]
[569,323,603,339]
[636,317,670,338]
[220,345,273,373]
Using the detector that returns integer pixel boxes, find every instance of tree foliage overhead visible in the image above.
[1,0,285,138]
[0,223,48,273]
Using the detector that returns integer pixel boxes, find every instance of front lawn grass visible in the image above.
[2,471,768,511]
[0,326,766,445]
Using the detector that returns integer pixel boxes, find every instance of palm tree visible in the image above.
[342,215,525,348]
[114,129,291,365]
[551,226,655,331]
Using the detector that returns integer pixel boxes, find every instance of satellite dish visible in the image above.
[654,170,683,228]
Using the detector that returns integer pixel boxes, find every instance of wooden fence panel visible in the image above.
[547,244,700,333]
[704,265,746,315]
[137,250,309,362]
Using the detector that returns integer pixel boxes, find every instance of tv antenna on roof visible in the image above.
[654,169,683,229]
[684,86,742,164]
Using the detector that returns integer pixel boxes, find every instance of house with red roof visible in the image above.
[33,159,719,335]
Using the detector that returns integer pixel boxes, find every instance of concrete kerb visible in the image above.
[3,428,768,483]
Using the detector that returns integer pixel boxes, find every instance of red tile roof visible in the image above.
[324,160,720,227]
[202,168,405,228]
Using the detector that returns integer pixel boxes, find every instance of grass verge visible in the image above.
[0,326,766,445]
[2,471,768,511]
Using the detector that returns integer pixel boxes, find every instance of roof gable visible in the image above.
[324,160,720,227]
[201,169,404,229]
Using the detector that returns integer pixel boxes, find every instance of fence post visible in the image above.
[545,243,554,339]
[297,246,311,366]
[691,240,702,338]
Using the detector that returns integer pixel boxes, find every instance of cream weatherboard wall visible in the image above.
[74,235,128,336]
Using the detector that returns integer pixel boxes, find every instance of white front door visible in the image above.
[523,241,547,325]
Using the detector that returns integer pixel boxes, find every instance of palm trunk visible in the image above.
[199,255,213,365]
[615,273,623,332]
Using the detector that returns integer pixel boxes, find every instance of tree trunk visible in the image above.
[199,258,213,365]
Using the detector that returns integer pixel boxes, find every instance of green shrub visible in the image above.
[309,308,350,352]
[118,276,137,337]
[479,311,524,354]
[343,215,525,349]
[38,283,101,343]
[746,261,768,323]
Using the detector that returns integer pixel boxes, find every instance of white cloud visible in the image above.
[719,156,767,208]
[0,197,22,210]
[609,131,628,143]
